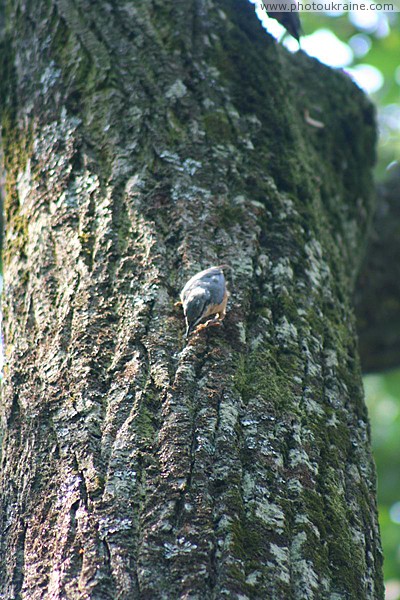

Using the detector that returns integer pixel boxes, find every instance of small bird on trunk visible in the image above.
[180,266,229,338]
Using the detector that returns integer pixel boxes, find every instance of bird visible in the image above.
[180,265,229,338]
[267,9,302,42]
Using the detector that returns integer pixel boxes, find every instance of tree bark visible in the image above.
[0,1,383,599]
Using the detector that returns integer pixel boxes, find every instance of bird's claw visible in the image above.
[193,317,222,335]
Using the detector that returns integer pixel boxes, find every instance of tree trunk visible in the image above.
[0,1,383,598]
[356,165,400,373]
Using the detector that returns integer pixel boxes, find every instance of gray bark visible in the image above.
[0,1,383,599]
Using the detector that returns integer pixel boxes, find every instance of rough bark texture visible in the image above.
[0,1,383,599]
[356,165,400,373]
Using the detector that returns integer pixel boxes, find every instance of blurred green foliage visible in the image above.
[300,11,400,178]
[302,12,400,98]
[365,370,400,593]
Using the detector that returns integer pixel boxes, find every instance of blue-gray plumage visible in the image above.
[180,266,229,337]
